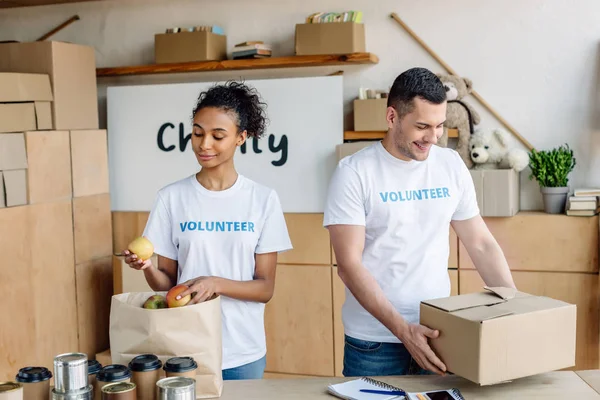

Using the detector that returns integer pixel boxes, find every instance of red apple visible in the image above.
[166,284,191,308]
[142,294,168,309]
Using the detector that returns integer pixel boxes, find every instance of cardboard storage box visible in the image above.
[470,169,519,217]
[0,133,27,171]
[0,172,4,208]
[0,41,99,130]
[154,31,227,64]
[420,287,576,385]
[0,72,53,102]
[0,102,52,133]
[353,98,388,131]
[336,141,374,161]
[295,22,365,55]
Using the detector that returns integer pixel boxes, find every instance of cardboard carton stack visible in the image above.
[0,41,112,380]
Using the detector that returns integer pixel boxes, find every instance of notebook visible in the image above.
[327,377,406,400]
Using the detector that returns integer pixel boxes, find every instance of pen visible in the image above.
[359,389,407,396]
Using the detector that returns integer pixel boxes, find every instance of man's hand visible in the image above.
[177,277,220,304]
[398,323,447,375]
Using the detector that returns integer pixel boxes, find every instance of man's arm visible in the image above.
[451,215,516,288]
[328,224,446,375]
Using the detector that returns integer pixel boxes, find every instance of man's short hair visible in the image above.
[387,67,446,120]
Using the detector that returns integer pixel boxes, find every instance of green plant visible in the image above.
[528,143,576,188]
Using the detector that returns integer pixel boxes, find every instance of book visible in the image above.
[574,188,600,197]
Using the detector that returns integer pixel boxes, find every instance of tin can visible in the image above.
[156,377,195,400]
[50,385,93,400]
[0,382,23,400]
[53,353,88,393]
[101,382,136,400]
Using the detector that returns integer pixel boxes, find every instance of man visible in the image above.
[323,67,516,377]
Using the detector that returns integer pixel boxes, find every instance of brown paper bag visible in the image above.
[109,292,223,398]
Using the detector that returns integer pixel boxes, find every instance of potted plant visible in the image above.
[528,143,576,214]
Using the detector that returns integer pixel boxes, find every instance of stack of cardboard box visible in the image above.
[0,41,113,380]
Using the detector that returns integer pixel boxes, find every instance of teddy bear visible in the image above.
[436,74,481,168]
[469,128,529,172]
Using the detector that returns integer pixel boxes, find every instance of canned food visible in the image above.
[53,353,88,393]
[156,377,195,400]
[50,385,93,400]
[101,382,136,399]
[0,382,23,400]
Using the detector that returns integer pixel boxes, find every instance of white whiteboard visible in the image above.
[106,76,343,212]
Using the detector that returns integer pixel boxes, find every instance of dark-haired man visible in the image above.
[323,67,516,377]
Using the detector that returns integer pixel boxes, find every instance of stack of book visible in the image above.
[232,41,271,59]
[305,11,363,23]
[565,188,600,216]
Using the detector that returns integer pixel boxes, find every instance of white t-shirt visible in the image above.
[143,174,293,369]
[323,141,479,343]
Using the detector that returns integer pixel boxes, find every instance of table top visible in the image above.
[203,370,600,399]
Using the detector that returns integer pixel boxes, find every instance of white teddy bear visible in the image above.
[469,128,529,172]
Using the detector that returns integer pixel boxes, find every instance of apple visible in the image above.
[142,294,168,309]
[127,236,154,261]
[166,284,191,308]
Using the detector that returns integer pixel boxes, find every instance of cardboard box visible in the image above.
[0,72,53,102]
[3,169,27,207]
[95,349,112,366]
[295,22,365,55]
[420,286,576,385]
[70,130,109,197]
[470,169,520,217]
[0,133,27,170]
[336,141,374,161]
[25,130,72,203]
[0,41,99,130]
[0,102,52,133]
[154,31,227,64]
[72,193,113,264]
[112,254,156,295]
[353,99,388,131]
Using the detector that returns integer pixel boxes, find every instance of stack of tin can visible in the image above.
[51,353,94,399]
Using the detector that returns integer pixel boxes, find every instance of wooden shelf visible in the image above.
[344,128,458,141]
[96,52,379,77]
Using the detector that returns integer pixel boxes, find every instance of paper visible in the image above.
[327,377,405,400]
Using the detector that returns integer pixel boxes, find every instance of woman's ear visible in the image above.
[237,130,248,146]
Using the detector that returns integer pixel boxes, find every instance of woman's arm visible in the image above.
[176,252,278,304]
[124,252,178,291]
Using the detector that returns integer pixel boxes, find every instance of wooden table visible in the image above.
[203,370,600,399]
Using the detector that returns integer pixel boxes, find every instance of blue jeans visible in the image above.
[222,356,266,380]
[343,335,434,377]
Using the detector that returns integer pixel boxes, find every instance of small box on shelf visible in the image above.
[295,22,365,56]
[353,98,388,131]
[470,169,520,217]
[154,30,227,64]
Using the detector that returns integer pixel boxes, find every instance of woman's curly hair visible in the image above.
[192,80,269,138]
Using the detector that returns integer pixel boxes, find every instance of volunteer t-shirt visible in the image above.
[323,141,479,343]
[143,174,293,369]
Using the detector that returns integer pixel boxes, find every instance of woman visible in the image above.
[123,81,293,380]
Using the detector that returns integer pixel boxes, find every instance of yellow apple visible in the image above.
[127,236,154,261]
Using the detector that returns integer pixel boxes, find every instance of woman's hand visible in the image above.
[122,250,153,270]
[178,277,220,304]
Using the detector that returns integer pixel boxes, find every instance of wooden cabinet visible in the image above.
[264,265,335,376]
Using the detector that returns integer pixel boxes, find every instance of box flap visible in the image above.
[484,286,518,300]
[452,304,514,321]
[423,291,506,312]
[499,295,572,314]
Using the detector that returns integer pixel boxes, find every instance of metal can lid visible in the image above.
[97,364,132,382]
[156,377,195,391]
[163,357,197,373]
[16,366,52,383]
[54,353,88,366]
[128,354,162,372]
[101,382,137,394]
[0,382,22,393]
[88,359,102,375]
